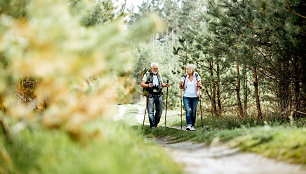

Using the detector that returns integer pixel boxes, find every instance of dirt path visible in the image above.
[135,104,146,124]
[156,139,306,174]
[113,105,127,121]
[121,104,306,174]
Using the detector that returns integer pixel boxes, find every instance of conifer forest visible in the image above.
[0,0,305,173]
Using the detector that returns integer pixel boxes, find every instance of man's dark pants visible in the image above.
[147,94,162,128]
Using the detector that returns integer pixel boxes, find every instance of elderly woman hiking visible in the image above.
[179,64,202,131]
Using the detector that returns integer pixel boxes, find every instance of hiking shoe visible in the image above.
[190,126,195,131]
[186,125,192,131]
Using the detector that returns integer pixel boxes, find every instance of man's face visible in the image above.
[151,65,159,74]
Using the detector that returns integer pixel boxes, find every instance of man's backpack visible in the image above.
[141,68,150,81]
[141,68,151,96]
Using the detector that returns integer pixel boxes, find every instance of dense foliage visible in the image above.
[0,0,167,173]
[0,0,305,172]
[130,0,305,119]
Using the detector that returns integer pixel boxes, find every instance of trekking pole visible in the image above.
[165,80,169,128]
[180,89,183,130]
[142,96,149,130]
[199,91,204,128]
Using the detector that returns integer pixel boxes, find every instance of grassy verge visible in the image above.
[0,119,182,174]
[137,115,306,164]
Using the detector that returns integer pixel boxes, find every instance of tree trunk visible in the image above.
[236,63,244,118]
[278,62,291,117]
[210,61,218,117]
[293,60,301,117]
[216,63,222,116]
[204,87,214,117]
[243,66,248,117]
[250,46,262,119]
[278,81,291,117]
[253,66,263,119]
[301,55,306,116]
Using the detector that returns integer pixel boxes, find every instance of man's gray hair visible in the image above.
[151,62,159,68]
[186,64,196,74]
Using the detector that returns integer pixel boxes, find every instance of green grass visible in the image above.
[0,119,182,174]
[229,127,306,164]
[119,103,306,164]
[138,125,247,144]
[172,114,306,130]
[136,111,306,164]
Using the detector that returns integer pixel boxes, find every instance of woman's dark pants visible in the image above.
[183,97,199,126]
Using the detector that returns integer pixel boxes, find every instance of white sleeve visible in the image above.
[197,75,202,81]
[142,74,147,81]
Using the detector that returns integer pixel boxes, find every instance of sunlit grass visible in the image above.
[1,119,183,174]
[131,106,306,164]
[137,125,306,164]
[229,127,306,164]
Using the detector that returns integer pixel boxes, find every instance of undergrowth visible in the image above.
[0,119,182,174]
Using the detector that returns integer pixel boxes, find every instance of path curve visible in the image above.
[116,104,306,174]
[157,139,306,174]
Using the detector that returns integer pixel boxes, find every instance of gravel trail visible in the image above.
[120,103,306,174]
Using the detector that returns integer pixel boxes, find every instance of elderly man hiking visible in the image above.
[141,62,170,128]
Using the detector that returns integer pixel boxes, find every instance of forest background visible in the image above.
[0,0,305,173]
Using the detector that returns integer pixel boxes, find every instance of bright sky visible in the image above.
[115,0,144,10]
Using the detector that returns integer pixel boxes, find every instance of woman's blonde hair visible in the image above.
[186,64,196,74]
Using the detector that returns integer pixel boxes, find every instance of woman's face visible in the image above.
[186,67,192,75]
